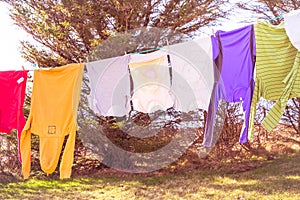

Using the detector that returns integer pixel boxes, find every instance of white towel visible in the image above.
[163,37,214,112]
[86,55,131,116]
[284,9,300,51]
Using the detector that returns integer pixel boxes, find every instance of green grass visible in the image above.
[1,154,300,200]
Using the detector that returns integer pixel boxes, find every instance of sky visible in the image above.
[0,1,257,71]
[0,2,32,70]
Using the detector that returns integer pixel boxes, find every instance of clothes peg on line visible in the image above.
[33,62,39,68]
[269,15,282,21]
[212,28,215,36]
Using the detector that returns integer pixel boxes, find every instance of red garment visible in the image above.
[0,70,28,161]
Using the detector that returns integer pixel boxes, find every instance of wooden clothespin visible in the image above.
[212,28,215,37]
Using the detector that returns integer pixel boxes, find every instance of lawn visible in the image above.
[1,153,300,200]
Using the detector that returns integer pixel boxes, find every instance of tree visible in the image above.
[283,98,300,134]
[3,0,230,67]
[237,0,300,24]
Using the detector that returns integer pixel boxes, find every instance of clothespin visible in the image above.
[134,48,160,54]
[33,62,39,68]
[269,15,283,22]
[165,37,170,55]
[212,28,215,37]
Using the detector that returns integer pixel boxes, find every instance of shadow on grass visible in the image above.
[0,154,299,199]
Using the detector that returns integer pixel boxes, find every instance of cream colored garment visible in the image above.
[284,9,300,51]
[163,37,214,112]
[129,51,173,113]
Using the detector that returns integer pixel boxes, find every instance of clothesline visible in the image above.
[1,16,284,72]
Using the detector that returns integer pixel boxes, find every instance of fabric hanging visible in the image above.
[129,50,173,113]
[203,25,256,146]
[86,55,131,116]
[20,63,84,179]
[248,21,300,140]
[0,70,28,162]
[284,9,300,51]
[164,37,214,112]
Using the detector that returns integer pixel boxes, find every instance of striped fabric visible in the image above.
[262,52,300,131]
[248,20,300,139]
